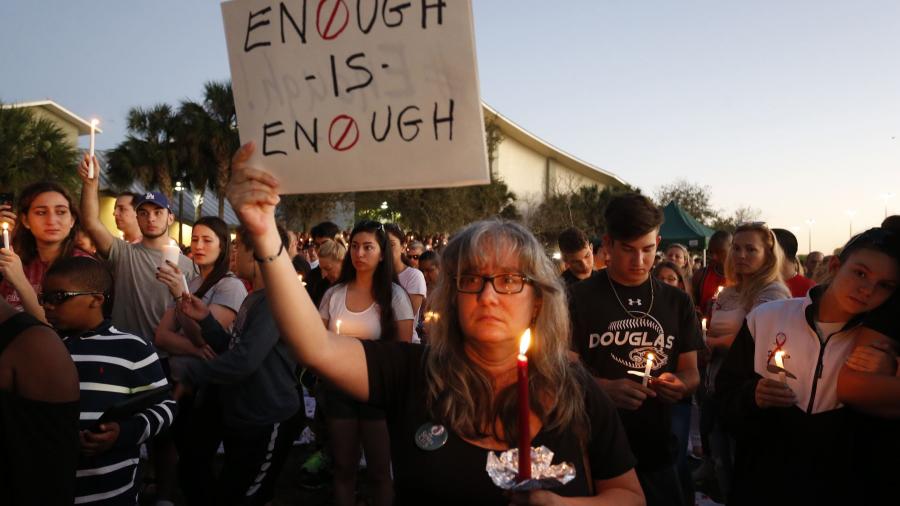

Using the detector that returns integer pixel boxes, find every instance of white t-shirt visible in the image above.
[319,283,414,340]
[814,320,847,343]
[397,267,427,342]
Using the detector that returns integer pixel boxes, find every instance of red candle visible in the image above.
[517,329,532,481]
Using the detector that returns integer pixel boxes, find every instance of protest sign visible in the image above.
[221,0,490,194]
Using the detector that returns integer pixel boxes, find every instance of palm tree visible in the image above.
[106,104,180,197]
[172,81,239,219]
[0,102,80,193]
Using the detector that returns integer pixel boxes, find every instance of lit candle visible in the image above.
[1,222,9,250]
[336,319,342,335]
[701,318,707,333]
[298,274,306,286]
[774,351,787,384]
[119,231,125,241]
[517,329,532,481]
[643,352,655,386]
[88,118,99,179]
[161,239,180,266]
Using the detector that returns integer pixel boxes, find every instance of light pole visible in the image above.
[174,180,185,245]
[805,219,815,253]
[881,193,895,218]
[845,210,856,238]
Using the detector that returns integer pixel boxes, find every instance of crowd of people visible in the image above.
[1,144,898,506]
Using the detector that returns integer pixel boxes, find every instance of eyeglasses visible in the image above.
[455,273,532,294]
[39,290,105,306]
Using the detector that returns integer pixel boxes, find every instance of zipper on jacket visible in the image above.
[806,332,837,414]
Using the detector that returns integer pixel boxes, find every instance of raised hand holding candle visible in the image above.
[517,329,532,481]
[88,118,99,179]
[642,352,655,386]
[774,351,787,384]
[1,222,9,250]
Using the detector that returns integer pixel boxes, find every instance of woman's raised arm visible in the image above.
[227,142,370,401]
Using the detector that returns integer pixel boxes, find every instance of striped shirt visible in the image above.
[63,321,175,505]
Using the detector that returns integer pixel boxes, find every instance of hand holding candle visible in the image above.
[517,329,532,481]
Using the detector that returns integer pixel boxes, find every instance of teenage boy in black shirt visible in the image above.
[558,227,598,285]
[570,193,702,506]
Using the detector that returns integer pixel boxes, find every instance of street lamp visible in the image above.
[881,193,895,218]
[174,180,185,245]
[845,209,856,238]
[805,219,815,254]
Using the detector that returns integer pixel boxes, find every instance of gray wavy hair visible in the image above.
[424,220,590,446]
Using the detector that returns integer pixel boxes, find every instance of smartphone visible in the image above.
[0,192,12,208]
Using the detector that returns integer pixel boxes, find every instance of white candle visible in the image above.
[643,353,655,386]
[1,222,9,250]
[88,118,99,179]
[715,285,724,298]
[161,239,180,267]
[336,319,342,335]
[701,318,707,333]
[298,274,307,286]
[774,351,787,384]
[119,231,125,240]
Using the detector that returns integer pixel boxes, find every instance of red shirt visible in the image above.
[696,266,727,318]
[785,274,816,298]
[1,249,94,310]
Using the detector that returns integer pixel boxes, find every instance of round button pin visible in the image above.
[414,422,448,451]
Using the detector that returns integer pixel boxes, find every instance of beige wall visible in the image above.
[495,136,611,208]
[495,135,549,204]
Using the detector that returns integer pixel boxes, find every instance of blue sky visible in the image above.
[2,1,898,253]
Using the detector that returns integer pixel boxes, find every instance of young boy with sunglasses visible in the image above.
[716,227,900,505]
[41,256,175,505]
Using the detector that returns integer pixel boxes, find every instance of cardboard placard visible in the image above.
[221,0,490,194]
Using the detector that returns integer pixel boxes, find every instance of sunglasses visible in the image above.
[39,290,105,306]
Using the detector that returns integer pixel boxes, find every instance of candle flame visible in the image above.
[647,352,655,363]
[90,118,100,127]
[716,285,724,296]
[519,329,532,356]
[774,350,785,369]
[1,222,7,231]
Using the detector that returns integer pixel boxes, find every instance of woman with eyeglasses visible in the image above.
[716,228,900,504]
[316,220,414,506]
[0,182,92,321]
[702,222,790,498]
[385,224,428,343]
[224,143,643,506]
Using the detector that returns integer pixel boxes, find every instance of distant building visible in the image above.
[4,100,97,146]
[484,103,628,209]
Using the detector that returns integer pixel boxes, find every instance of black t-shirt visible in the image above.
[561,269,600,286]
[362,340,635,505]
[569,269,702,471]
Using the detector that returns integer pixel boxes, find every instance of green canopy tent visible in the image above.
[659,201,715,262]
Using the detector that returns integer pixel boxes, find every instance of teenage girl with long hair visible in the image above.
[318,220,414,506]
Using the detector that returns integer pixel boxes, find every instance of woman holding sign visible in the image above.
[225,143,644,505]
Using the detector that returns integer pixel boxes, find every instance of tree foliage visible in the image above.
[353,178,519,234]
[527,183,641,245]
[710,205,762,233]
[0,103,80,194]
[654,179,718,226]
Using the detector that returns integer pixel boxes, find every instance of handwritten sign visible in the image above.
[221,0,490,194]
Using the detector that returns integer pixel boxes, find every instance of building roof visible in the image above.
[3,100,102,136]
[482,103,627,187]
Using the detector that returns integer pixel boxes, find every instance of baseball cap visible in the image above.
[134,191,171,211]
[772,228,799,260]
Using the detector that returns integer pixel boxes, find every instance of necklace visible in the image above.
[606,271,655,319]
